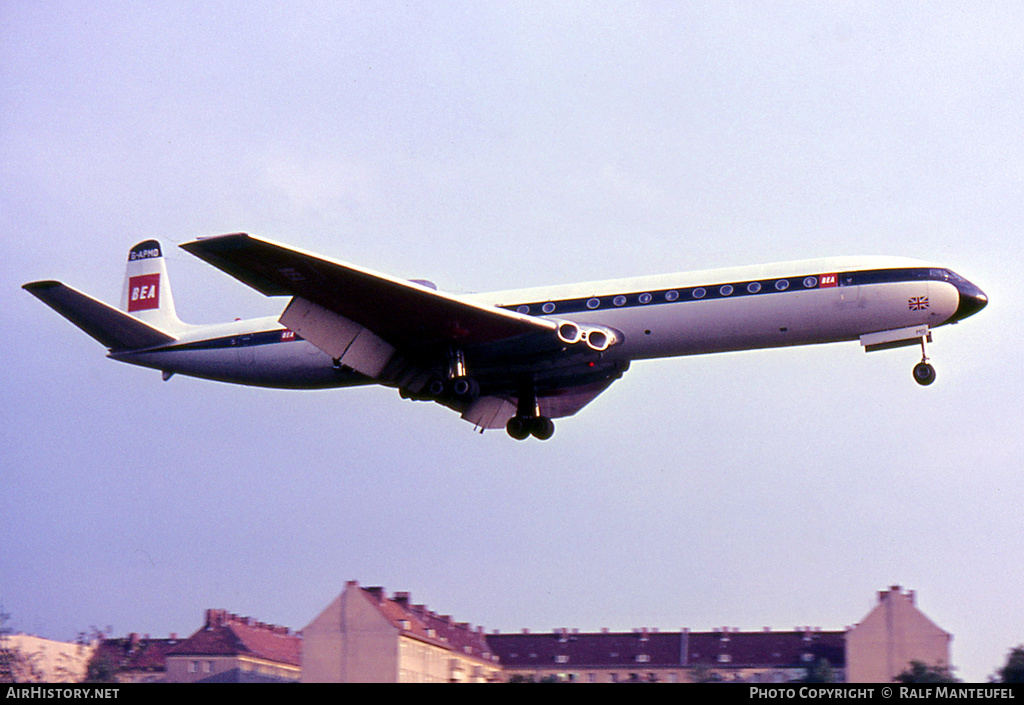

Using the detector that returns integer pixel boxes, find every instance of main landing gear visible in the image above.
[506,414,554,441]
[506,384,555,441]
[913,337,936,386]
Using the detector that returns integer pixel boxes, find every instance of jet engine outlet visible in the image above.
[580,325,623,352]
[556,321,583,345]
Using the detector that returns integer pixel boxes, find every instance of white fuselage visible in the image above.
[113,256,963,388]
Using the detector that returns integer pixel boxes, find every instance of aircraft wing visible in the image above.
[180,233,556,349]
[181,233,627,434]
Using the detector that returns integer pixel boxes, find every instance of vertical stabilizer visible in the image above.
[120,240,187,333]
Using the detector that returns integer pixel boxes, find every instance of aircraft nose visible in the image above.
[950,277,988,323]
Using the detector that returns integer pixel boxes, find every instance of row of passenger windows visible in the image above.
[512,276,821,316]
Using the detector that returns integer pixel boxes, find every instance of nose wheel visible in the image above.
[913,361,936,386]
[913,337,936,386]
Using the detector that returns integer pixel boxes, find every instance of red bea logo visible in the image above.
[819,273,838,288]
[128,274,160,311]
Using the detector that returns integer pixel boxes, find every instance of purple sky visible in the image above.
[2,2,1020,682]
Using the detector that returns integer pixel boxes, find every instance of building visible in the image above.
[89,633,180,683]
[3,634,94,683]
[164,609,301,683]
[302,581,503,683]
[66,582,948,683]
[845,585,953,683]
[487,627,845,683]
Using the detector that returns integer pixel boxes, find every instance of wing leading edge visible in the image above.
[179,233,556,348]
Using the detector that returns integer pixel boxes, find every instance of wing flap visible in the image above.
[180,233,556,349]
[279,297,395,378]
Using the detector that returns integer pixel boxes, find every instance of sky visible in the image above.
[1,1,1021,683]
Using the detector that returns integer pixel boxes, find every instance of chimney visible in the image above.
[205,609,226,629]
[365,586,385,602]
[880,585,902,603]
[393,591,411,607]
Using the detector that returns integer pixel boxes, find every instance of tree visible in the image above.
[801,658,837,683]
[995,646,1024,684]
[689,663,723,683]
[894,660,959,683]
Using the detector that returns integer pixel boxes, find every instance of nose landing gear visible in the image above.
[913,360,936,386]
[913,336,936,386]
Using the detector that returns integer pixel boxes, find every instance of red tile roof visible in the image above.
[167,609,301,667]
[92,634,180,673]
[354,583,497,662]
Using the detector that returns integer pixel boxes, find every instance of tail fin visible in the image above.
[120,240,188,334]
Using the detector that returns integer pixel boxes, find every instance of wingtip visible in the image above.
[180,232,251,252]
[22,280,63,292]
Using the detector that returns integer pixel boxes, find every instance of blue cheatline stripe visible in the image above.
[149,329,304,353]
[500,267,952,316]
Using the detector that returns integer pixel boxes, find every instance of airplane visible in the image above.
[23,233,988,440]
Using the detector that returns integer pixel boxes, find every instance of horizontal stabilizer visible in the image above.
[23,281,176,351]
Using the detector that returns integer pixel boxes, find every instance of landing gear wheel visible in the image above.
[506,415,554,440]
[530,416,555,441]
[450,377,480,401]
[506,416,531,441]
[913,361,936,386]
[426,378,447,397]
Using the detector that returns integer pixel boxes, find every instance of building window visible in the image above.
[636,654,650,663]
[555,654,569,664]
[717,654,732,663]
